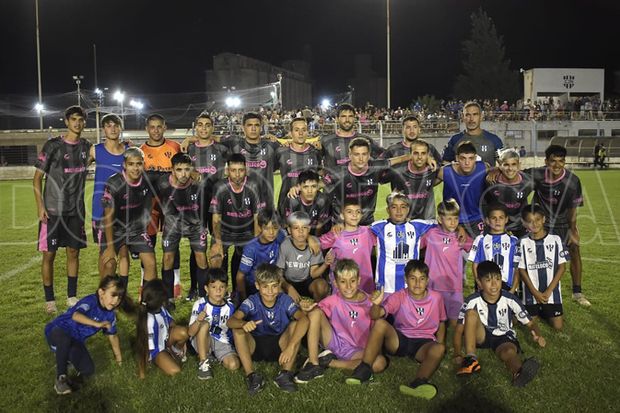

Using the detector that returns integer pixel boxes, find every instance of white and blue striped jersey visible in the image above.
[189,297,235,344]
[518,234,567,305]
[147,308,174,361]
[458,291,531,338]
[371,219,435,293]
[468,233,521,287]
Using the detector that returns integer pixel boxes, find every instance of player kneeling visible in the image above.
[346,260,446,400]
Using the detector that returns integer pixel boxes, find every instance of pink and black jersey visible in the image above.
[279,192,331,236]
[187,141,228,184]
[209,176,260,245]
[383,289,447,341]
[483,172,533,234]
[387,164,438,220]
[275,144,321,207]
[318,292,373,351]
[34,136,92,216]
[101,172,154,236]
[420,227,472,292]
[156,174,203,228]
[528,167,584,229]
[381,140,442,175]
[320,226,376,293]
[320,133,384,185]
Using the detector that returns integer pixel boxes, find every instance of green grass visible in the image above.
[1,172,620,412]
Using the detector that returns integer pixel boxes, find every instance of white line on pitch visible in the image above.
[582,257,620,264]
[0,255,40,282]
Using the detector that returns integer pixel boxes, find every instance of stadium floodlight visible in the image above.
[225,96,241,109]
[34,103,44,113]
[320,98,331,111]
[129,99,144,110]
[94,88,103,96]
[113,90,125,103]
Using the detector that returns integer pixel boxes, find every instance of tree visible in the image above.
[454,8,519,102]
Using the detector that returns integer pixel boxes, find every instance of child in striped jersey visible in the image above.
[188,269,240,380]
[294,259,387,384]
[456,261,546,387]
[345,260,446,400]
[136,279,189,378]
[518,205,567,330]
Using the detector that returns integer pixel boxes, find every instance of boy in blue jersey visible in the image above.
[468,204,521,293]
[188,268,240,380]
[236,208,286,301]
[372,192,436,295]
[518,205,567,330]
[438,140,490,238]
[456,261,546,387]
[228,264,309,394]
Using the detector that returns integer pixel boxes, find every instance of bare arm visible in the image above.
[107,334,123,364]
[435,321,446,345]
[33,169,48,222]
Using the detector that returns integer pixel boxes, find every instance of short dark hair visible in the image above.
[195,112,213,124]
[64,105,87,120]
[476,260,502,280]
[404,259,429,278]
[146,113,165,124]
[227,153,246,165]
[348,137,370,151]
[485,203,508,218]
[336,103,356,117]
[545,144,567,159]
[257,208,280,227]
[297,169,320,185]
[171,152,193,167]
[289,117,307,131]
[206,268,228,286]
[521,203,546,220]
[401,115,420,126]
[342,198,361,209]
[242,112,261,125]
[100,113,122,127]
[410,138,429,151]
[456,140,477,156]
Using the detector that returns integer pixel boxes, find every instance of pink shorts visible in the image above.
[327,332,364,361]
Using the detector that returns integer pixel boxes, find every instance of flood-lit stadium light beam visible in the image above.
[34,103,45,113]
[320,98,331,111]
[113,90,125,103]
[225,96,241,109]
[129,99,144,110]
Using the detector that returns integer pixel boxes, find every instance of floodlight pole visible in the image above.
[277,73,283,110]
[35,0,43,130]
[386,0,391,109]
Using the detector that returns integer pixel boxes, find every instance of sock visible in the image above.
[573,285,582,294]
[162,269,175,300]
[189,251,197,292]
[44,284,55,301]
[196,268,208,298]
[119,275,129,291]
[67,276,78,298]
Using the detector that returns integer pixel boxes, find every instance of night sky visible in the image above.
[2,0,619,107]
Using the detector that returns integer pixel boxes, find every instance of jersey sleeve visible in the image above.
[468,235,485,263]
[189,300,204,325]
[102,313,118,335]
[101,177,117,210]
[556,236,568,264]
[508,295,531,326]
[239,242,257,275]
[382,292,401,316]
[310,249,324,266]
[319,230,337,249]
[34,139,56,173]
[318,295,335,319]
[412,219,437,237]
[571,176,584,208]
[209,183,223,214]
[238,297,255,320]
[275,242,287,269]
[282,294,300,319]
[442,135,459,162]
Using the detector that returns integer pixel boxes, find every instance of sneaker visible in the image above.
[197,359,213,380]
[457,355,481,376]
[170,345,187,363]
[513,358,540,387]
[399,378,438,400]
[274,370,297,392]
[572,293,592,307]
[317,349,337,368]
[54,375,72,395]
[66,296,79,308]
[45,301,57,315]
[345,362,373,385]
[185,290,198,302]
[294,363,325,383]
[246,372,265,395]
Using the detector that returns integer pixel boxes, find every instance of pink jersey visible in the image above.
[383,289,447,340]
[320,226,376,293]
[318,292,373,350]
[420,227,472,292]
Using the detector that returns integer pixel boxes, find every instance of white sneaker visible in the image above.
[572,293,591,307]
[66,297,79,308]
[197,359,213,380]
[45,301,57,314]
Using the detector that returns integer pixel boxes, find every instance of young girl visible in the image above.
[44,275,125,395]
[136,279,189,378]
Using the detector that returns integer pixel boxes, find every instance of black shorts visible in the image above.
[394,331,433,359]
[252,334,282,362]
[38,215,86,252]
[479,331,521,353]
[100,231,155,255]
[288,277,315,298]
[525,303,563,319]
[162,223,208,253]
[547,226,572,250]
[463,220,484,238]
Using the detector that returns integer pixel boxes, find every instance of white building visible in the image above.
[522,68,604,103]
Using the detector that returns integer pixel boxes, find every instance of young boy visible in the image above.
[320,199,376,294]
[372,192,436,295]
[188,268,240,380]
[468,204,521,293]
[420,199,473,327]
[227,264,309,394]
[518,204,567,330]
[279,169,331,236]
[294,259,387,383]
[156,153,209,306]
[34,106,92,313]
[456,261,546,387]
[277,212,331,302]
[236,208,286,301]
[346,260,446,400]
[99,148,157,283]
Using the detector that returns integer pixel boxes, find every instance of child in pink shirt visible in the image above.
[345,260,446,400]
[320,199,376,293]
[294,259,387,384]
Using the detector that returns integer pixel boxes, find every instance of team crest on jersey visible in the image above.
[307,158,314,165]
[516,192,524,199]
[210,154,217,161]
[244,197,251,205]
[492,242,500,250]
[367,178,374,185]
[311,210,317,217]
[190,193,198,201]
[416,307,425,316]
[396,231,405,238]
[267,310,275,320]
[407,231,415,238]
[260,148,267,155]
[349,310,359,319]
[546,244,555,252]
[481,145,488,152]
[502,242,510,250]
[426,179,433,187]
[553,190,561,196]
[165,151,173,158]
[81,151,87,159]
[498,308,507,317]
[443,237,451,244]
[349,238,359,246]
